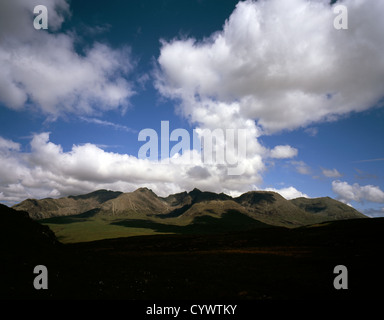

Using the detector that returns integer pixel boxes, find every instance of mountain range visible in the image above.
[12,188,367,228]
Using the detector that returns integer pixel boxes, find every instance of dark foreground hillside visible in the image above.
[1,201,384,301]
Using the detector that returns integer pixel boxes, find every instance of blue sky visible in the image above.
[0,0,383,217]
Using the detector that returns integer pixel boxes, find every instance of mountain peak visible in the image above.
[189,188,202,194]
[68,189,122,202]
[135,187,152,192]
[188,188,232,203]
[134,187,158,197]
[235,191,279,205]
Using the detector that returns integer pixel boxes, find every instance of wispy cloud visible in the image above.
[362,207,384,218]
[290,161,311,175]
[322,168,342,178]
[80,117,137,133]
[304,127,318,137]
[354,168,378,180]
[353,158,384,163]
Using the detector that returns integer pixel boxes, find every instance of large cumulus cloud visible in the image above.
[0,0,134,117]
[155,0,384,134]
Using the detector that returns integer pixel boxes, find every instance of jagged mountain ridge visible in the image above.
[12,188,367,227]
[12,189,123,220]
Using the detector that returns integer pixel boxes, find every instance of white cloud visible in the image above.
[270,145,298,159]
[322,168,342,178]
[0,0,134,117]
[156,0,384,134]
[332,181,384,204]
[0,133,267,203]
[265,186,308,200]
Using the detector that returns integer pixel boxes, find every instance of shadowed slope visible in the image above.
[290,197,367,221]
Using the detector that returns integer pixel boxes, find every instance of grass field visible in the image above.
[41,215,173,243]
[40,210,270,243]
